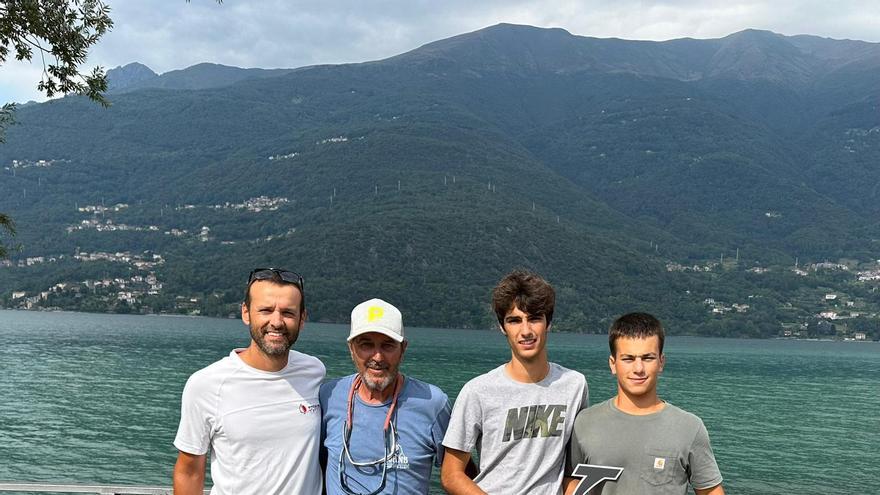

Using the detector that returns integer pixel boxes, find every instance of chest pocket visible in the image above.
[639,449,681,488]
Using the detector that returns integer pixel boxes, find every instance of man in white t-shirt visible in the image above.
[172,268,325,495]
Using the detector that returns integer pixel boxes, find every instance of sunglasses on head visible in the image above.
[247,268,304,291]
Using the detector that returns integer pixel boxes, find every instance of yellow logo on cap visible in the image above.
[367,306,384,322]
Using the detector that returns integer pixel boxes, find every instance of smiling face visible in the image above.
[349,332,407,399]
[610,335,665,405]
[241,280,305,358]
[501,304,549,364]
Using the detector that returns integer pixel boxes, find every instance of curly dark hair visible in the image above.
[492,269,555,326]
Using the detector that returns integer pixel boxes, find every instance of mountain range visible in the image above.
[1,24,878,336]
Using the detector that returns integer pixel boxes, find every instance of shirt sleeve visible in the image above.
[441,382,482,453]
[687,420,723,490]
[431,397,453,467]
[318,381,331,466]
[565,412,588,476]
[173,373,215,455]
[580,376,590,411]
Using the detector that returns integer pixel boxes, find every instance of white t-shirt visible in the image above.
[174,349,325,495]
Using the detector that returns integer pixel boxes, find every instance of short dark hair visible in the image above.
[609,312,664,355]
[492,269,555,326]
[243,272,305,311]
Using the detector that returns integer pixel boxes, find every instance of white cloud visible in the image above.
[0,59,59,104]
[1,0,878,104]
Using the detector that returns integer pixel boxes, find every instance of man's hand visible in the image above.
[441,447,486,495]
[563,477,580,495]
[173,451,206,495]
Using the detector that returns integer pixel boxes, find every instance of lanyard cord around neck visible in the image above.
[346,373,405,433]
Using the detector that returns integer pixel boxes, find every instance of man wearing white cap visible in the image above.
[320,298,452,495]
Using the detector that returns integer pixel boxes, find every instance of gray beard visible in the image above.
[362,371,395,392]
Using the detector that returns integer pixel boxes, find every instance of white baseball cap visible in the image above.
[348,298,404,342]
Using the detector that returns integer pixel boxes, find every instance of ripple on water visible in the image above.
[1,313,877,494]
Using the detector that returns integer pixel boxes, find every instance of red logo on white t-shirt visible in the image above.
[299,403,320,414]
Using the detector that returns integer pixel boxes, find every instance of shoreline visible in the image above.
[1,308,877,342]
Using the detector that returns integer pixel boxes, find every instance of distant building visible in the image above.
[812,262,849,271]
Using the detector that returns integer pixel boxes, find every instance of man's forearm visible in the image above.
[440,448,486,495]
[441,470,487,495]
[695,483,725,495]
[562,476,580,495]
[173,453,206,495]
[172,470,205,495]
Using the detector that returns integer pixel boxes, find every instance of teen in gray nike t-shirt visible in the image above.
[446,363,587,494]
[442,270,588,495]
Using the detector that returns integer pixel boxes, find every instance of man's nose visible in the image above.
[633,359,645,373]
[269,311,284,327]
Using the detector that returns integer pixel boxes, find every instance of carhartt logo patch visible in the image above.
[367,306,384,322]
[653,457,666,470]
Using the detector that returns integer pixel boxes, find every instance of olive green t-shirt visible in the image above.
[565,399,722,494]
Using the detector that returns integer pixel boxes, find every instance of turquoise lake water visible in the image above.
[1,310,877,494]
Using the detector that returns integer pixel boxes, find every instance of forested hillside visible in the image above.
[2,24,878,339]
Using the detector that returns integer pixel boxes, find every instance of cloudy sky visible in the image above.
[2,0,879,104]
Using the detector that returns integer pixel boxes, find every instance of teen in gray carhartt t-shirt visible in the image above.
[444,363,588,495]
[564,313,724,495]
[566,399,722,495]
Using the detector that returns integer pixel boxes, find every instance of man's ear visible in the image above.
[659,353,665,373]
[241,302,250,326]
[609,355,616,375]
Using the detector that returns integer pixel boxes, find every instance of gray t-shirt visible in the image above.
[443,363,588,495]
[566,399,723,495]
